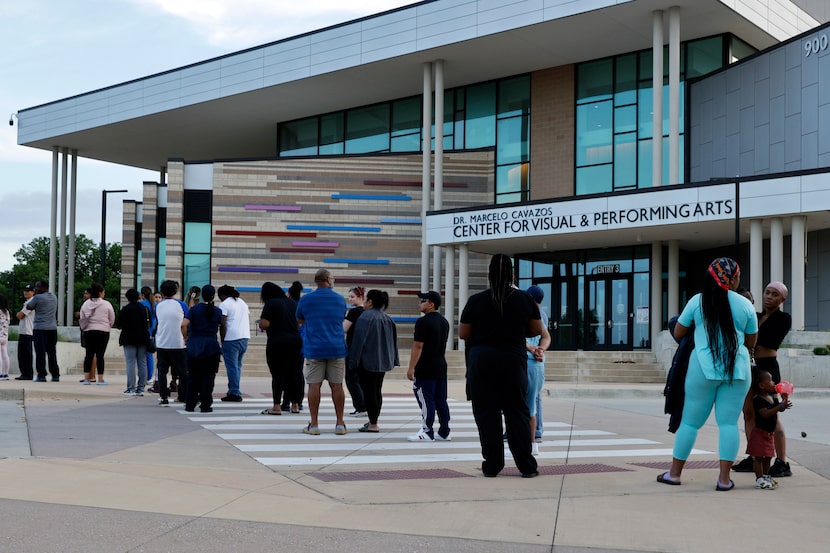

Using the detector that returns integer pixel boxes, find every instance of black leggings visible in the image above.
[358,369,386,425]
[83,330,110,375]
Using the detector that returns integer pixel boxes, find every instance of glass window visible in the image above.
[391,97,420,137]
[465,82,496,148]
[686,36,724,79]
[183,253,210,295]
[614,133,637,188]
[614,105,636,133]
[576,165,612,195]
[279,117,318,156]
[576,101,613,166]
[392,134,422,152]
[577,59,612,103]
[498,75,530,117]
[319,142,344,155]
[730,35,756,63]
[345,104,390,154]
[157,237,166,266]
[320,113,344,147]
[615,54,637,105]
[496,163,529,195]
[495,191,522,204]
[638,138,653,186]
[497,116,529,165]
[637,87,653,138]
[184,222,211,253]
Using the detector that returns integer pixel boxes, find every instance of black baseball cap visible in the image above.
[417,291,441,309]
[23,284,34,291]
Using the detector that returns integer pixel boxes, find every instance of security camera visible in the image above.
[9,113,17,126]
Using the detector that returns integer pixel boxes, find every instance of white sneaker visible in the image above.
[434,433,451,441]
[764,475,778,489]
[755,476,776,490]
[122,390,135,396]
[407,432,434,442]
[532,442,539,456]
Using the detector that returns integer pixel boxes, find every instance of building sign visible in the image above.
[425,176,827,247]
[426,183,739,245]
[596,264,620,274]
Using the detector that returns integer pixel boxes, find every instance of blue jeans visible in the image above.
[222,338,248,396]
[124,344,148,392]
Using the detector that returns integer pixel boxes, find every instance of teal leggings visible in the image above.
[672,354,750,462]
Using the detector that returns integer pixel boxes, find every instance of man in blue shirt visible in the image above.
[296,269,348,435]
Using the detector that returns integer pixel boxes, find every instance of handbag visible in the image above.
[147,334,157,354]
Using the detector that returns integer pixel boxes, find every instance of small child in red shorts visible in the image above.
[747,370,792,490]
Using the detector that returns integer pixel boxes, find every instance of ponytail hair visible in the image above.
[702,258,739,380]
[488,253,515,316]
[366,289,389,310]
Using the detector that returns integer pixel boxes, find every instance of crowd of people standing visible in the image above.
[4,257,558,479]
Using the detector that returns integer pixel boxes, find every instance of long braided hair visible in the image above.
[488,254,515,316]
[702,257,740,381]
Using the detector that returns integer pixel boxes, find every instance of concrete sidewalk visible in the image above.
[1,376,829,553]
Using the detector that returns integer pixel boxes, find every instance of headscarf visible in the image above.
[766,281,788,300]
[707,257,740,291]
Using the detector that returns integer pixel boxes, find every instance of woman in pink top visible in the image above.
[79,282,116,384]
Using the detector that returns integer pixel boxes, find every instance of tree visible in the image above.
[0,235,122,321]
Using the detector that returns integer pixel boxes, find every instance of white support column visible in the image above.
[58,148,68,325]
[652,10,664,187]
[458,244,469,352]
[668,240,679,320]
[791,216,806,330]
[668,6,680,185]
[420,62,432,292]
[432,60,445,293]
[66,150,78,325]
[651,241,663,341]
[770,217,784,283]
[444,245,455,350]
[750,219,764,305]
[49,147,59,293]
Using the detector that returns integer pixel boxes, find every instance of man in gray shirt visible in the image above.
[25,280,60,382]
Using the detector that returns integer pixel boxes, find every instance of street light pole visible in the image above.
[100,189,128,284]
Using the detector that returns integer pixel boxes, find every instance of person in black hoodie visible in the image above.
[119,288,151,396]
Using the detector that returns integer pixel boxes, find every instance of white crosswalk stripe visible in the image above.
[177,397,710,468]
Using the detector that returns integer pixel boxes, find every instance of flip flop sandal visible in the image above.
[260,408,282,415]
[657,472,681,485]
[358,422,379,433]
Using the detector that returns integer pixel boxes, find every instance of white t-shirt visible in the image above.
[18,304,34,336]
[220,297,251,341]
[155,298,188,349]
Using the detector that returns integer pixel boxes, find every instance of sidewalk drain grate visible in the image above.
[308,468,473,481]
[630,460,721,470]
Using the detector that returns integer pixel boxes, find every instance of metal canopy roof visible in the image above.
[16,0,794,171]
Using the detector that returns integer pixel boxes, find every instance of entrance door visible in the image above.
[545,276,578,350]
[585,275,633,350]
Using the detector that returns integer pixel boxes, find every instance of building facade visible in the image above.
[15,0,830,350]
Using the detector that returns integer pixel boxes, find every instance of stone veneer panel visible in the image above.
[531,65,575,201]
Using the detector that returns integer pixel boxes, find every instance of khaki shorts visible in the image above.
[304,358,346,384]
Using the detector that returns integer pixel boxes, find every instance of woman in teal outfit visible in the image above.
[658,257,758,491]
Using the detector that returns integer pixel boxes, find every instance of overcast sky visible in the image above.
[0,0,416,272]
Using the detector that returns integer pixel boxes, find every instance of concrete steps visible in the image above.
[76,341,667,384]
